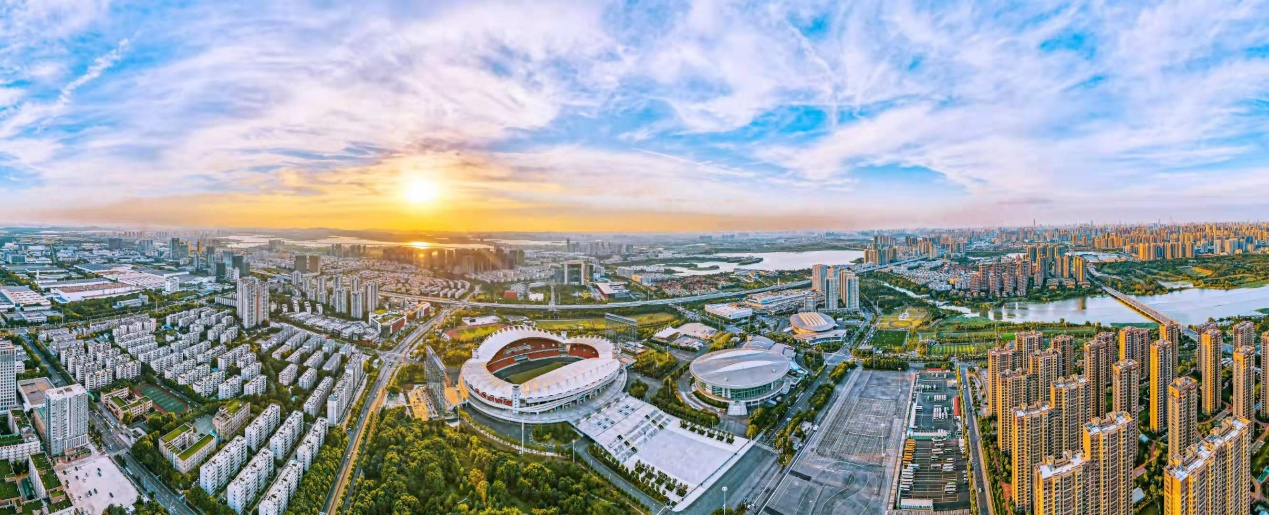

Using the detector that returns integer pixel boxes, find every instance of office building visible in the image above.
[561,260,591,285]
[1149,340,1174,433]
[0,343,16,410]
[43,384,89,457]
[810,264,832,294]
[1232,345,1255,421]
[1083,412,1135,515]
[1012,403,1054,513]
[1111,359,1138,419]
[1117,327,1149,365]
[1035,452,1087,515]
[1163,417,1251,515]
[1168,377,1199,462]
[1084,333,1115,419]
[1197,328,1222,416]
[236,277,269,329]
[1050,375,1090,455]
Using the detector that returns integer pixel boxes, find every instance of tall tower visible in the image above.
[837,269,860,311]
[45,385,90,457]
[1197,328,1222,416]
[1149,340,1174,433]
[1117,326,1150,364]
[1111,359,1139,427]
[1050,375,1090,455]
[1262,332,1269,419]
[1012,403,1054,513]
[1083,412,1135,515]
[1232,345,1256,421]
[1160,322,1181,367]
[1231,320,1255,349]
[810,264,830,294]
[1167,376,1199,462]
[1084,333,1115,419]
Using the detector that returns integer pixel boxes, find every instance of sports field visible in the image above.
[138,384,188,414]
[871,330,909,351]
[876,307,930,330]
[496,357,578,384]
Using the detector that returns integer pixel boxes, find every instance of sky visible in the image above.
[3,0,1269,232]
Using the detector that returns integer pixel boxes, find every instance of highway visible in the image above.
[322,299,462,514]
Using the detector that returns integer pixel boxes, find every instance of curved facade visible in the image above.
[690,348,790,405]
[459,327,625,423]
[789,312,837,334]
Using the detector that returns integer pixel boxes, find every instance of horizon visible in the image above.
[4,1,1269,231]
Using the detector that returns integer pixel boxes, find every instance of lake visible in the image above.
[987,285,1269,325]
[717,250,866,271]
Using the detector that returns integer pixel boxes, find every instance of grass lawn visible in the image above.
[503,361,569,384]
[871,330,909,351]
[0,480,17,500]
[1252,439,1269,476]
[534,312,676,332]
[876,307,930,330]
[928,342,996,357]
[446,324,505,342]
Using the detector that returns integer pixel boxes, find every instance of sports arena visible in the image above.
[690,348,791,410]
[459,327,626,423]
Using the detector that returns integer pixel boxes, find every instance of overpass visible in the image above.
[378,257,923,311]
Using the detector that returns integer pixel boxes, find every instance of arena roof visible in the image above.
[690,348,791,389]
[473,326,615,361]
[789,312,837,333]
[462,326,621,404]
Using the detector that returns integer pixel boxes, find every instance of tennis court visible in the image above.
[137,384,188,414]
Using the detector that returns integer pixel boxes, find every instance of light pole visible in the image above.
[722,486,728,515]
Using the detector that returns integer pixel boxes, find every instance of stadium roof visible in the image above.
[690,348,790,389]
[789,312,837,333]
[473,326,614,361]
[461,356,621,402]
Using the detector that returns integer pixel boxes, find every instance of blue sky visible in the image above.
[2,0,1269,231]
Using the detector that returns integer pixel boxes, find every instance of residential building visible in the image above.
[1232,345,1255,421]
[1012,402,1054,513]
[1050,375,1089,455]
[1111,359,1139,421]
[0,343,16,410]
[1083,412,1135,515]
[213,401,251,438]
[227,449,274,513]
[837,269,860,311]
[1052,335,1076,378]
[1163,417,1251,515]
[1149,340,1174,433]
[1035,452,1087,515]
[1197,328,1222,416]
[159,424,216,474]
[1168,377,1199,462]
[1031,350,1062,400]
[199,436,247,494]
[998,369,1034,452]
[43,384,89,457]
[236,277,269,329]
[988,346,1021,416]
[1117,327,1149,365]
[1084,333,1115,419]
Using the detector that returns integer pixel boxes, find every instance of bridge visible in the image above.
[1092,278,1198,340]
[379,257,922,311]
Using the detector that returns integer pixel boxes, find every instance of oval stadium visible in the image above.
[459,327,626,423]
[690,348,791,410]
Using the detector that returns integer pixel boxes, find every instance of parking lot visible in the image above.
[764,369,912,515]
[896,370,970,512]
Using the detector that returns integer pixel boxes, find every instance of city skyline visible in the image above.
[4,1,1269,231]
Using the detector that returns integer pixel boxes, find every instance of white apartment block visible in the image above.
[268,411,304,459]
[303,377,333,416]
[278,364,298,386]
[256,460,302,515]
[0,343,17,410]
[244,404,282,452]
[226,449,273,513]
[297,369,317,390]
[218,376,242,400]
[241,362,262,380]
[45,385,89,457]
[199,436,247,494]
[244,376,266,397]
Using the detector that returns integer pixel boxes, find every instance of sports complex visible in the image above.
[690,348,790,414]
[458,327,627,424]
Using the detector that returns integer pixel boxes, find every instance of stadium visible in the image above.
[788,311,850,345]
[690,348,791,412]
[459,327,626,423]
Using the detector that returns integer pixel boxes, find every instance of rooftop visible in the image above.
[690,348,790,388]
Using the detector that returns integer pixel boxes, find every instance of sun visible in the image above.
[403,178,441,205]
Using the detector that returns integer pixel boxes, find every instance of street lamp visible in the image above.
[722,486,728,515]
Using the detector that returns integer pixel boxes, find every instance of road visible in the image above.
[959,363,992,515]
[323,300,462,514]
